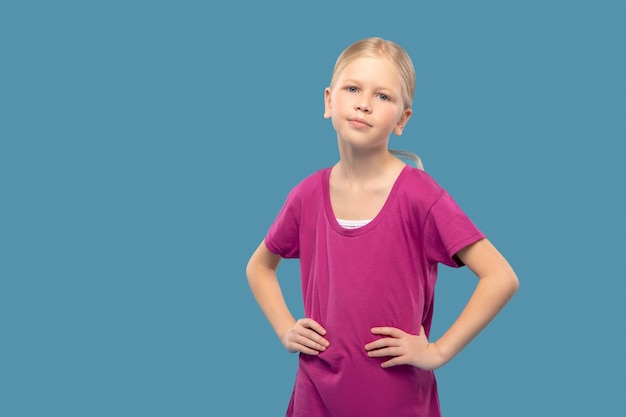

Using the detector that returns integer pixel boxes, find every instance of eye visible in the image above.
[347,86,358,93]
[378,93,390,101]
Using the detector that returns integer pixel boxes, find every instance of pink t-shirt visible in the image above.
[265,165,485,417]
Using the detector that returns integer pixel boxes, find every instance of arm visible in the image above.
[366,238,519,369]
[433,237,519,363]
[246,241,330,355]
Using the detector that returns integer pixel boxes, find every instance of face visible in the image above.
[324,56,412,150]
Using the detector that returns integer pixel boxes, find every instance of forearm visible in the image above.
[248,270,297,340]
[435,270,518,363]
[246,243,296,341]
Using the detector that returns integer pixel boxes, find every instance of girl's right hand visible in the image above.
[281,318,330,355]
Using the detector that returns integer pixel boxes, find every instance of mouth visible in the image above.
[348,118,372,128]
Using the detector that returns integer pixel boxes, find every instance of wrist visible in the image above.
[275,319,296,343]
[431,340,456,367]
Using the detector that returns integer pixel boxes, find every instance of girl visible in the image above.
[246,37,519,417]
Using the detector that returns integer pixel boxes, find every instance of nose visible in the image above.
[355,98,371,113]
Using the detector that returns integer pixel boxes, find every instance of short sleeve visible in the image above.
[424,193,485,267]
[264,188,301,259]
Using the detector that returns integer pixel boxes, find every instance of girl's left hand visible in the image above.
[364,326,446,371]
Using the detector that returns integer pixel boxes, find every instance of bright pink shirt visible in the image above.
[265,165,485,417]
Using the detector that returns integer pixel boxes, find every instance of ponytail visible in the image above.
[390,149,424,170]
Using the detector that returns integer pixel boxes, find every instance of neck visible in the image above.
[334,145,403,184]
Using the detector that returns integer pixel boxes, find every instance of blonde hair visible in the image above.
[329,37,424,170]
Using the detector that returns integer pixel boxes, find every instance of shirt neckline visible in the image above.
[322,164,410,236]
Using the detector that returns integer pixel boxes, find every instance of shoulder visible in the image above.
[282,167,330,203]
[297,167,329,190]
[397,165,448,205]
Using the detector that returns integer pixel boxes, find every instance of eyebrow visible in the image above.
[340,79,396,93]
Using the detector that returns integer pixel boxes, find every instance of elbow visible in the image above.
[245,257,257,285]
[246,242,281,286]
[505,268,520,299]
[484,266,519,301]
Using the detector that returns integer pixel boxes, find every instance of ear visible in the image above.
[323,87,332,119]
[393,108,413,136]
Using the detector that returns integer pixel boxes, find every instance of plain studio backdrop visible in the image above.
[1,1,624,416]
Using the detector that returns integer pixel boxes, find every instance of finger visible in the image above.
[364,337,399,351]
[370,327,403,338]
[380,357,402,368]
[287,336,326,354]
[297,319,330,347]
[293,331,329,351]
[294,343,324,356]
[306,338,329,351]
[366,346,399,358]
[367,346,406,358]
[298,318,328,336]
[298,329,329,348]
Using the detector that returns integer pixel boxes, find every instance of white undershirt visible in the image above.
[336,218,372,229]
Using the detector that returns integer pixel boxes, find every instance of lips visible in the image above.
[348,118,372,128]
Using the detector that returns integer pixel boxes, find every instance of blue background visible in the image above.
[1,1,624,416]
